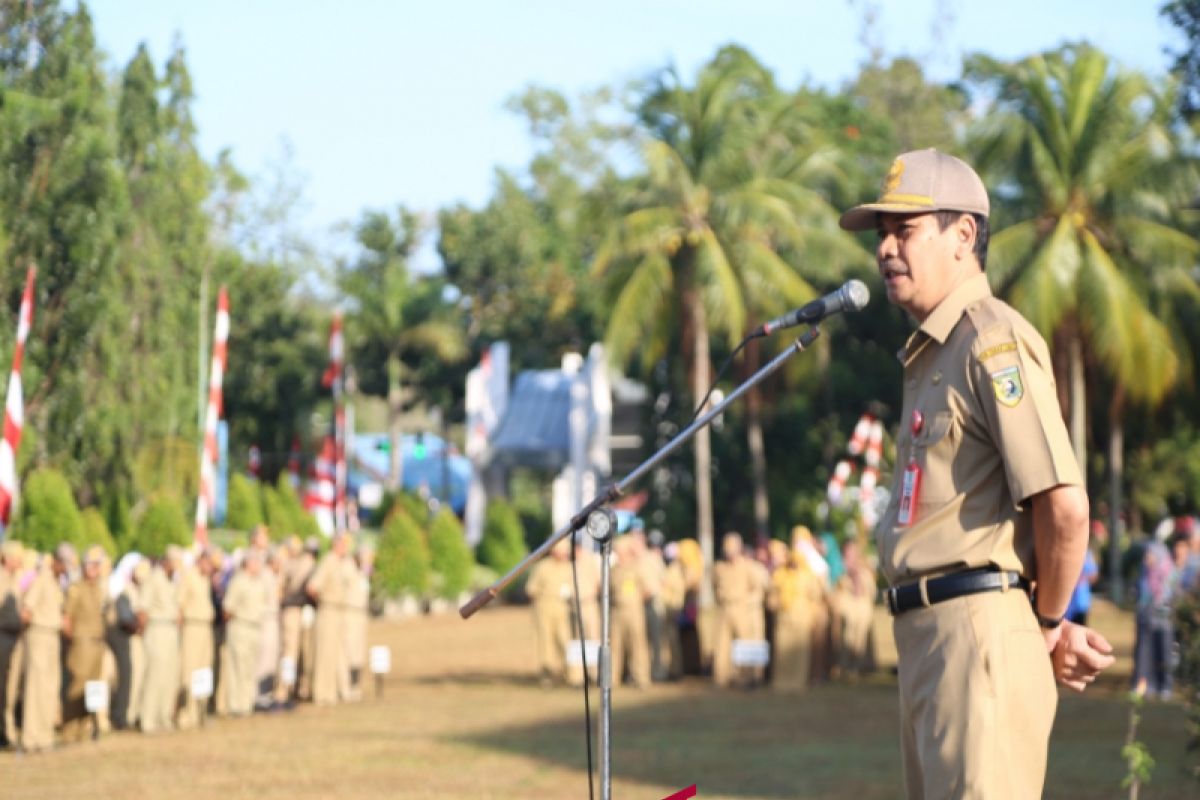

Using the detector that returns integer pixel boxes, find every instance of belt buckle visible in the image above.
[885,587,899,615]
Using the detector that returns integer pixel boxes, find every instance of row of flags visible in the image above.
[0,269,349,544]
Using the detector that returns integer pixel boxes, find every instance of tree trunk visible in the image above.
[1107,388,1125,604]
[686,290,716,607]
[387,353,404,491]
[1069,331,1087,477]
[745,341,770,545]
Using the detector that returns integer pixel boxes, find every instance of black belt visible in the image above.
[885,568,1028,616]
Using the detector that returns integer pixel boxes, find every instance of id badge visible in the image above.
[897,460,921,526]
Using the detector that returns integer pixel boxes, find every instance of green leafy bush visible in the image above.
[476,499,527,576]
[374,509,431,597]
[428,509,473,600]
[1175,585,1200,779]
[9,468,84,554]
[130,494,191,557]
[225,473,263,532]
[80,507,118,557]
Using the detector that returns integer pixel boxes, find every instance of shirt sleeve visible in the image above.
[970,322,1082,507]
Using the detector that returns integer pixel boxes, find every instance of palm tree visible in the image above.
[341,209,467,490]
[594,47,864,586]
[968,45,1200,596]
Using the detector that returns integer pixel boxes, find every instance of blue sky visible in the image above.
[86,0,1177,256]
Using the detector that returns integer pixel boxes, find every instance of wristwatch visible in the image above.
[1035,609,1064,629]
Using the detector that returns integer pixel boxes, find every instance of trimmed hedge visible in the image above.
[9,468,84,554]
[428,508,473,600]
[375,508,431,597]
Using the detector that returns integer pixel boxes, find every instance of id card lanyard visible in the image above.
[897,409,923,526]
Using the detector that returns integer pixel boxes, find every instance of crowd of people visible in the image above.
[0,528,373,753]
[526,523,877,690]
[1128,517,1200,700]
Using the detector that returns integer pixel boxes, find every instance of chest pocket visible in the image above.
[914,410,960,506]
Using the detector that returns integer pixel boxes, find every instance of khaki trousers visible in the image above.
[21,627,60,750]
[256,613,279,704]
[611,604,650,688]
[312,607,348,705]
[895,589,1057,799]
[772,606,811,690]
[62,637,106,742]
[713,605,764,688]
[298,609,316,700]
[140,622,179,733]
[177,622,213,728]
[532,601,570,683]
[278,606,302,701]
[225,620,260,715]
[566,601,599,687]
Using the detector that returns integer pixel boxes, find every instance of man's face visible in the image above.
[876,212,966,320]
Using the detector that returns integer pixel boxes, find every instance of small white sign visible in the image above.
[369,645,391,675]
[565,639,600,667]
[731,639,770,668]
[278,656,297,686]
[84,680,109,713]
[190,667,214,699]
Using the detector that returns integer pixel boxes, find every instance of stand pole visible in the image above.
[460,326,822,797]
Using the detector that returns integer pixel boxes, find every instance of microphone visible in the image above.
[753,279,870,337]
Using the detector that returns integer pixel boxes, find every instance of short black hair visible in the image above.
[933,211,989,270]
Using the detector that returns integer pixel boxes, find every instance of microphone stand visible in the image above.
[460,325,823,799]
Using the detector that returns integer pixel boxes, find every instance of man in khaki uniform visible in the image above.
[659,542,687,681]
[255,547,283,708]
[635,529,668,682]
[525,538,573,687]
[139,548,181,734]
[0,541,25,747]
[840,148,1116,798]
[177,549,215,728]
[566,539,601,687]
[61,546,108,742]
[343,545,372,701]
[833,539,876,677]
[109,558,148,730]
[307,533,354,704]
[20,547,68,751]
[277,536,314,703]
[222,551,267,716]
[609,536,651,689]
[712,533,768,688]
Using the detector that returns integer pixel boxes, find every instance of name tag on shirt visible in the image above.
[898,461,921,526]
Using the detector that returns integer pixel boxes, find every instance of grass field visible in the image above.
[2,599,1196,799]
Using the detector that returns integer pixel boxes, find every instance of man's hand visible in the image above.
[1044,619,1115,691]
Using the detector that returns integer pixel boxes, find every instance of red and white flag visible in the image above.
[303,435,336,535]
[322,314,347,533]
[194,287,230,547]
[0,266,36,537]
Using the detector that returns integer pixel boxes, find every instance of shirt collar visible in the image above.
[898,272,992,363]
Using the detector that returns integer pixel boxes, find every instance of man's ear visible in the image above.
[955,213,977,260]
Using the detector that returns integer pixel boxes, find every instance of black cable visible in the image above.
[570,538,596,800]
[689,334,754,425]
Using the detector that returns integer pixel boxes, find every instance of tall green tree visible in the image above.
[967,45,1200,594]
[340,209,466,489]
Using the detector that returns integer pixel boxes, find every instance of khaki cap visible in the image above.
[839,148,989,231]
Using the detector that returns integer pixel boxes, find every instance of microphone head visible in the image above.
[842,279,870,312]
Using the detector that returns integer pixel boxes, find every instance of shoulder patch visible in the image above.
[978,342,1018,362]
[990,365,1024,407]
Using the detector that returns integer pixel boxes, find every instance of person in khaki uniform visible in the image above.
[712,533,768,688]
[222,551,267,716]
[840,148,1116,798]
[525,538,573,687]
[277,536,314,703]
[61,546,109,742]
[767,540,822,690]
[833,539,876,677]
[0,541,25,747]
[20,547,68,751]
[565,539,601,688]
[634,529,669,682]
[343,545,372,701]
[139,548,181,734]
[176,549,216,728]
[307,533,354,705]
[658,542,686,681]
[109,558,149,730]
[254,547,283,708]
[609,535,651,689]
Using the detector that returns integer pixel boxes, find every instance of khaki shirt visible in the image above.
[282,552,315,608]
[64,578,107,640]
[142,566,180,625]
[178,566,215,624]
[876,273,1082,585]
[609,559,648,611]
[714,557,767,612]
[309,553,355,607]
[526,558,574,608]
[637,551,666,600]
[224,570,268,626]
[24,566,64,630]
